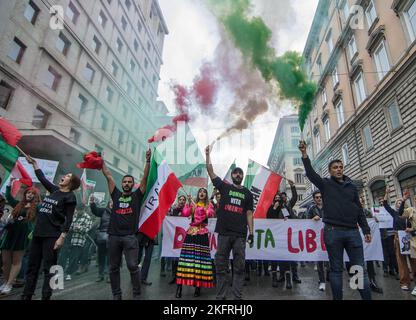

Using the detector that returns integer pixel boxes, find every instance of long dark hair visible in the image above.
[12,187,41,222]
[194,188,209,208]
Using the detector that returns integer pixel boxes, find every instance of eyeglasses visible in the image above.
[314,196,322,199]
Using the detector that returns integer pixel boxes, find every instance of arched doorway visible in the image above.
[370,180,386,206]
[398,166,416,206]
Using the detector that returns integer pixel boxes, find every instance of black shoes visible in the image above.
[370,280,383,294]
[272,273,278,288]
[292,275,302,284]
[285,273,292,289]
[113,294,122,300]
[194,287,201,297]
[20,295,32,301]
[176,285,182,299]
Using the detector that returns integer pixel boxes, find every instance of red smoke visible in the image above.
[173,84,190,114]
[192,63,218,110]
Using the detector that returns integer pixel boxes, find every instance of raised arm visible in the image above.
[89,196,104,218]
[26,155,58,193]
[101,161,116,195]
[299,141,325,191]
[288,180,298,209]
[5,183,19,208]
[139,149,151,195]
[205,145,218,181]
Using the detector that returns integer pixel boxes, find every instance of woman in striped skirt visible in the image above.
[175,188,215,298]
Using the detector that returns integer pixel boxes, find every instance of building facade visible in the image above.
[0,0,169,192]
[267,114,306,214]
[301,0,416,208]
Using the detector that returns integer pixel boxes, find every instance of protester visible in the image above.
[64,205,93,281]
[0,179,40,295]
[385,188,416,291]
[101,149,151,300]
[299,141,372,300]
[175,189,215,298]
[206,145,254,300]
[382,189,403,279]
[360,197,383,294]
[307,191,328,291]
[137,232,157,286]
[397,191,416,293]
[21,155,79,300]
[163,195,186,284]
[77,217,96,275]
[90,196,111,283]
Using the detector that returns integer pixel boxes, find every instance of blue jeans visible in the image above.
[323,225,372,300]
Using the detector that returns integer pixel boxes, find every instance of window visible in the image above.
[363,124,374,150]
[147,41,151,51]
[69,128,80,143]
[365,0,377,28]
[106,87,114,102]
[92,35,102,54]
[100,115,108,131]
[387,100,402,130]
[293,158,302,166]
[95,144,103,153]
[8,37,26,64]
[117,130,125,145]
[342,0,350,21]
[113,157,120,168]
[121,16,128,31]
[298,194,304,201]
[404,0,416,41]
[342,143,350,165]
[111,61,118,77]
[32,105,50,128]
[122,105,128,118]
[137,20,142,32]
[128,166,133,175]
[144,58,149,69]
[0,81,14,110]
[56,32,71,56]
[373,41,390,80]
[317,55,322,74]
[129,60,136,72]
[295,173,304,184]
[315,131,321,152]
[354,72,366,105]
[335,100,345,127]
[78,94,88,116]
[332,67,339,87]
[291,139,298,148]
[291,126,299,133]
[98,11,107,28]
[66,2,80,24]
[125,0,132,10]
[134,39,139,52]
[43,66,61,91]
[321,88,327,106]
[141,78,146,89]
[131,142,137,154]
[348,35,358,60]
[83,63,95,83]
[326,30,333,53]
[116,38,123,53]
[323,117,331,142]
[126,82,132,95]
[24,1,40,25]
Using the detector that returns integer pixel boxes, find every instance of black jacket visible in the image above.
[267,203,296,219]
[302,157,370,235]
[283,185,298,218]
[383,200,406,231]
[307,204,324,219]
[90,203,111,233]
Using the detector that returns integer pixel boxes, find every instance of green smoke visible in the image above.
[206,0,317,131]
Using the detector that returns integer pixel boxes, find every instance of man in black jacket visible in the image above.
[90,195,111,283]
[299,141,372,300]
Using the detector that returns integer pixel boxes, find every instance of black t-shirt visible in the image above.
[213,177,254,237]
[109,187,144,236]
[33,169,77,238]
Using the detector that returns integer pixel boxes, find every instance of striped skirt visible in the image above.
[176,233,214,288]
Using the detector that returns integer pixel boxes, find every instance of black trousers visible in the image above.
[381,235,398,273]
[97,241,109,276]
[138,243,154,281]
[23,236,59,299]
[279,261,299,277]
[108,235,141,296]
[66,246,83,275]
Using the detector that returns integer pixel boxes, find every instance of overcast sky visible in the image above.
[157,0,319,176]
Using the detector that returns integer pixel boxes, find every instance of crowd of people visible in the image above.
[0,142,415,300]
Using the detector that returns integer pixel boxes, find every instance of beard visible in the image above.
[232,177,242,185]
[122,186,133,193]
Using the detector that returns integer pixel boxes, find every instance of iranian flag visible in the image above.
[9,160,33,196]
[178,163,208,188]
[0,118,21,185]
[223,160,236,184]
[138,152,182,239]
[244,160,283,219]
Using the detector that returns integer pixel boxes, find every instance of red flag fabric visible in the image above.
[0,118,22,147]
[11,160,33,187]
[77,151,104,170]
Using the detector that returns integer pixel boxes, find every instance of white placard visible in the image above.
[372,207,393,229]
[282,208,290,218]
[161,217,383,262]
[398,231,411,255]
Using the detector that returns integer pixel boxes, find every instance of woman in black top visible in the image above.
[21,156,80,300]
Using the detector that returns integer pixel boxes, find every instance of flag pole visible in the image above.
[15,145,29,158]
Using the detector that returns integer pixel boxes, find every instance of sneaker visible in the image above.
[65,275,72,281]
[319,283,326,291]
[412,287,416,296]
[0,283,6,292]
[0,284,12,295]
[314,264,318,271]
[401,285,410,291]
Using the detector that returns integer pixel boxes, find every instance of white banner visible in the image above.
[372,207,393,229]
[398,231,411,255]
[161,217,383,262]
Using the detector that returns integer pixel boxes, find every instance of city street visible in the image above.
[1,259,414,300]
